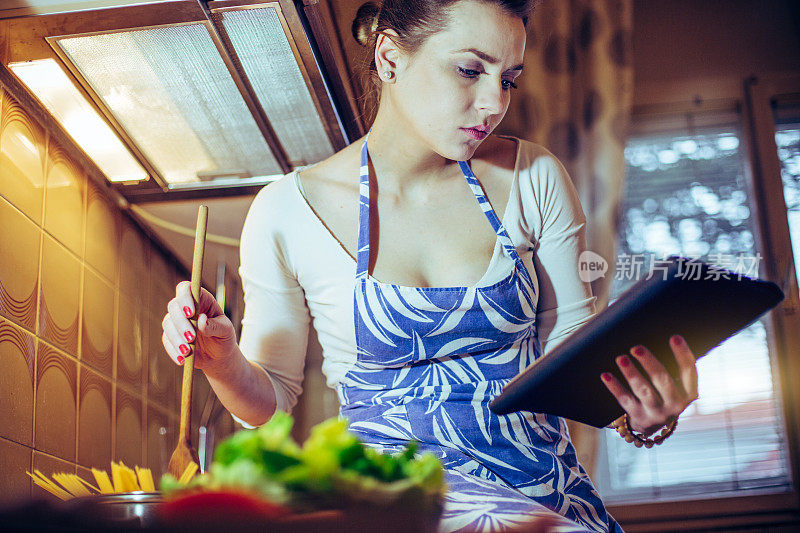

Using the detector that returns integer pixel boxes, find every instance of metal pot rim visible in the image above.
[78,492,163,504]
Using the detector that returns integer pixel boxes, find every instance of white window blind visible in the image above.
[774,103,800,299]
[592,111,793,503]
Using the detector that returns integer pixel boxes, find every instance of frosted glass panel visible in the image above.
[218,6,334,166]
[56,23,281,185]
[9,59,147,183]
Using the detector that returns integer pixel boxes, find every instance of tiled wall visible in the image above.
[0,85,233,505]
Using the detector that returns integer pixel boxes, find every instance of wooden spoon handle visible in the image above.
[178,205,208,442]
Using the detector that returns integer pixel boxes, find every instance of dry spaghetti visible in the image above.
[27,461,197,500]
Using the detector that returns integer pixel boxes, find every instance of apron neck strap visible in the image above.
[355,130,521,280]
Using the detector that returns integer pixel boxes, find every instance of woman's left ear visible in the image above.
[374,28,404,81]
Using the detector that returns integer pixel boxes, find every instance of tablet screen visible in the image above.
[488,256,784,427]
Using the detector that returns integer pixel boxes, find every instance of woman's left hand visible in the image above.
[600,334,699,436]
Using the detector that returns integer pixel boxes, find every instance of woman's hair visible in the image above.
[351,0,535,126]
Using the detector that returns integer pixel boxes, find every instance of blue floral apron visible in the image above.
[337,131,623,532]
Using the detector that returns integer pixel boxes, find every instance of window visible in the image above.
[592,108,794,504]
[775,103,800,296]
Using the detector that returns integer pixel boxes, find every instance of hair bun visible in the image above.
[352,2,380,47]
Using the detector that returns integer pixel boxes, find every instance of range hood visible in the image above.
[0,0,364,201]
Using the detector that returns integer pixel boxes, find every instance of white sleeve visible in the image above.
[237,180,310,415]
[522,147,597,356]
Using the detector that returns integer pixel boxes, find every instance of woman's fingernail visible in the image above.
[618,355,630,367]
[672,335,685,346]
[183,306,192,318]
[184,331,194,343]
[177,355,185,365]
[601,372,612,381]
[179,344,189,355]
[633,346,646,357]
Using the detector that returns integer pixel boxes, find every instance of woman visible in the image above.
[161,0,699,531]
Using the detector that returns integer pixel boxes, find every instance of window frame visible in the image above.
[603,74,800,531]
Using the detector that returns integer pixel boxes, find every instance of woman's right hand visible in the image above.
[161,281,239,376]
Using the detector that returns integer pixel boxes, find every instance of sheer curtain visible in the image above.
[497,0,634,475]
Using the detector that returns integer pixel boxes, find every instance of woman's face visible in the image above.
[381,0,527,161]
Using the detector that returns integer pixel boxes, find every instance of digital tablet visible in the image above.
[488,255,785,428]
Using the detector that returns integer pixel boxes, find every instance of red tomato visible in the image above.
[159,490,290,525]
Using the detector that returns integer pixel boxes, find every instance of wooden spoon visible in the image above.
[167,205,208,478]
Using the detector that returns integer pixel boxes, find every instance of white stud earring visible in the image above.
[383,69,394,80]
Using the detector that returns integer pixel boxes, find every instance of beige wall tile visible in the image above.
[292,328,338,442]
[75,465,97,487]
[114,384,143,468]
[0,81,193,505]
[81,268,114,377]
[0,436,32,505]
[191,369,212,441]
[0,195,40,331]
[0,317,35,446]
[119,220,149,305]
[146,404,174,479]
[85,182,119,283]
[117,293,144,391]
[77,364,112,469]
[208,411,235,458]
[39,234,81,356]
[32,451,75,502]
[34,342,77,462]
[0,21,7,66]
[0,90,45,224]
[43,143,85,257]
[149,250,174,318]
[147,311,178,411]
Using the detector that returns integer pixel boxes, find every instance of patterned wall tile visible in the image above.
[146,403,174,479]
[77,363,112,469]
[149,250,174,318]
[0,196,40,331]
[85,181,119,284]
[119,220,149,306]
[39,234,80,356]
[0,436,32,505]
[191,369,212,441]
[0,90,45,224]
[114,384,143,468]
[81,268,114,377]
[32,451,75,502]
[43,142,85,257]
[0,21,7,65]
[76,465,98,488]
[208,410,235,455]
[147,311,177,411]
[34,342,77,462]
[0,72,195,505]
[0,317,35,446]
[117,293,144,392]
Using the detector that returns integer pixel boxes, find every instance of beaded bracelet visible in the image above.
[610,414,678,448]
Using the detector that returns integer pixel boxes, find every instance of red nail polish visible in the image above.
[601,372,612,381]
[633,346,646,357]
[618,356,630,367]
[183,306,192,318]
[672,335,684,346]
[179,344,189,355]
[184,331,194,343]
[177,355,184,365]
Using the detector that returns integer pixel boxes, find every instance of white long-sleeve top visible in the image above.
[238,137,597,414]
